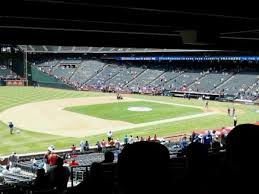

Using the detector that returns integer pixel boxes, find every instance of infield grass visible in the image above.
[64,101,202,123]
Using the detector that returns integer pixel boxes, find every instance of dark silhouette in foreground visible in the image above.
[117,141,170,194]
[225,124,259,192]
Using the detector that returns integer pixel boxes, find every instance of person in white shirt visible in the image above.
[115,139,121,150]
[128,135,134,144]
[79,140,85,153]
[107,131,112,142]
[134,136,140,142]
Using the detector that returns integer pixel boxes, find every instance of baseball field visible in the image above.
[0,86,258,155]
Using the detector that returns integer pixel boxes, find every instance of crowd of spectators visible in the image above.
[1,124,259,194]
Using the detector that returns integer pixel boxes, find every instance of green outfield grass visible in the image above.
[0,87,107,155]
[65,101,202,123]
[0,87,258,155]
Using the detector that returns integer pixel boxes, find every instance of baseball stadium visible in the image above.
[0,2,259,194]
[0,48,258,155]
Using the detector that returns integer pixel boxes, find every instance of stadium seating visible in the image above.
[86,64,123,86]
[51,66,76,80]
[149,71,182,88]
[33,59,259,101]
[127,68,164,88]
[70,60,105,86]
[190,72,233,93]
[0,66,18,79]
[50,60,81,80]
[66,153,104,166]
[105,65,144,87]
[36,60,60,74]
[215,73,258,96]
[164,72,203,90]
[244,80,259,100]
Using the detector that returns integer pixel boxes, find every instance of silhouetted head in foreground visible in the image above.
[225,124,259,191]
[226,124,259,172]
[186,142,208,170]
[102,151,114,163]
[55,157,64,167]
[117,141,170,194]
[36,168,45,177]
[187,142,208,160]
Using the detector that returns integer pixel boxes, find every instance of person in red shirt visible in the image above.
[69,159,79,167]
[71,144,76,155]
[48,151,57,166]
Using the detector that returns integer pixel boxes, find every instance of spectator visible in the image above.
[69,159,79,167]
[134,136,140,142]
[43,149,51,164]
[109,138,115,147]
[140,136,144,141]
[220,131,227,149]
[117,142,170,194]
[128,135,134,144]
[203,130,212,149]
[48,151,58,166]
[8,152,18,168]
[212,136,221,152]
[46,157,70,193]
[86,161,115,194]
[32,158,44,170]
[226,124,259,192]
[115,139,121,150]
[79,140,85,153]
[147,135,151,141]
[124,135,129,144]
[96,141,102,153]
[44,149,51,171]
[101,151,114,163]
[101,139,106,148]
[185,142,209,193]
[190,131,196,142]
[211,130,216,139]
[84,140,89,151]
[233,116,237,127]
[154,134,157,141]
[71,144,77,155]
[33,168,49,189]
[180,135,188,149]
